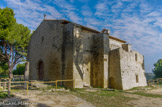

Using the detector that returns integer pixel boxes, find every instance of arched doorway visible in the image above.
[38,61,44,80]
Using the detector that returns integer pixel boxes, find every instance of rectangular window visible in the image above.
[136,75,139,83]
[135,53,137,61]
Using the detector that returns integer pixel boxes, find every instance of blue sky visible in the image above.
[0,0,162,72]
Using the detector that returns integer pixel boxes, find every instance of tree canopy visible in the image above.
[0,7,16,40]
[0,7,31,78]
[13,63,25,75]
[152,59,162,78]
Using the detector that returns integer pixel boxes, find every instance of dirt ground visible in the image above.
[2,90,94,107]
[125,86,162,107]
[126,93,162,107]
[1,86,162,107]
[147,87,162,95]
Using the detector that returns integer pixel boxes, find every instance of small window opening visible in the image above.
[136,75,139,83]
[42,36,44,42]
[135,53,137,61]
[142,58,145,70]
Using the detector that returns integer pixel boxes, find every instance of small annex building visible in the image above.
[27,19,147,90]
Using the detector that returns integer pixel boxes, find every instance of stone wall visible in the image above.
[109,48,147,90]
[119,49,147,90]
[73,26,96,88]
[122,44,131,52]
[92,34,104,87]
[103,34,109,88]
[92,33,109,88]
[29,20,76,87]
[72,27,109,88]
[29,20,63,81]
[28,19,146,90]
[109,49,123,89]
[29,20,109,88]
[62,23,74,87]
[109,38,124,50]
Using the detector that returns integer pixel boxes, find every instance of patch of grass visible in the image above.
[129,86,155,91]
[157,82,162,85]
[11,89,22,93]
[132,91,162,98]
[71,89,133,107]
[0,75,8,78]
[130,87,144,90]
[0,91,8,98]
[40,85,65,90]
[70,88,85,92]
[44,85,57,90]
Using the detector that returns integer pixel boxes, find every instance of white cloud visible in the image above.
[53,0,82,23]
[147,11,161,17]
[93,0,162,58]
[67,11,81,22]
[86,24,98,30]
[5,0,45,11]
[140,2,152,14]
[154,18,162,29]
[44,5,62,19]
[0,6,4,9]
[4,0,63,29]
[95,1,111,17]
[81,5,92,16]
[110,15,162,54]
[122,0,132,1]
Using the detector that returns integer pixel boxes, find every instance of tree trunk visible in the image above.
[8,78,11,97]
[8,68,13,97]
[9,69,13,79]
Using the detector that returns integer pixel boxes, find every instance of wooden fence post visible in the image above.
[4,82,6,91]
[26,81,29,96]
[0,78,1,88]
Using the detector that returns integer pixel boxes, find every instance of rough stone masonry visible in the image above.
[26,19,147,90]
